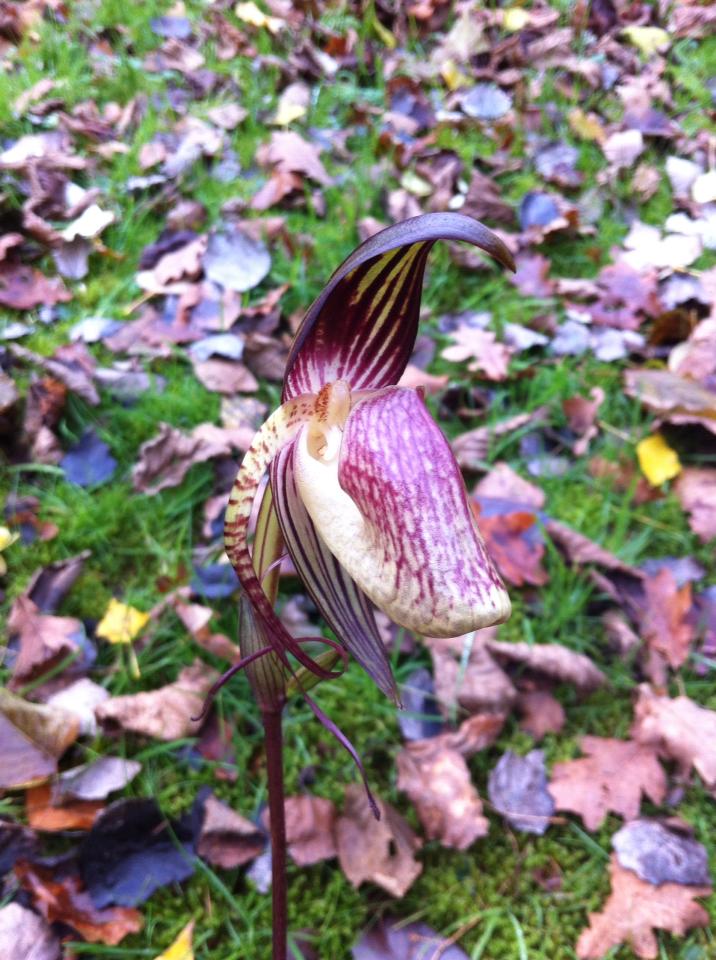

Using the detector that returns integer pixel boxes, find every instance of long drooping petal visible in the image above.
[224,393,346,682]
[294,387,511,636]
[283,213,515,400]
[270,443,398,702]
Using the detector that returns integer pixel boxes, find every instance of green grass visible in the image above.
[1,1,715,958]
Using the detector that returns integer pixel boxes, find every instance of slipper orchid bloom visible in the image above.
[220,213,514,960]
[223,213,513,706]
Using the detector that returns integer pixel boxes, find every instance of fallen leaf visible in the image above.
[53,757,142,802]
[674,468,716,543]
[192,358,259,394]
[96,598,150,645]
[79,798,195,907]
[545,518,640,576]
[132,422,253,495]
[509,253,555,298]
[152,920,194,960]
[25,783,104,831]
[398,667,444,741]
[638,569,694,670]
[636,433,681,486]
[563,388,604,456]
[272,81,309,125]
[631,684,716,788]
[175,601,241,662]
[549,736,666,830]
[0,903,60,960]
[426,629,517,716]
[397,739,488,850]
[576,855,709,959]
[8,594,85,686]
[61,203,114,241]
[336,785,422,898]
[282,795,337,866]
[474,509,549,586]
[440,326,512,380]
[203,227,271,292]
[235,0,283,33]
[257,130,332,185]
[474,461,545,508]
[602,129,644,170]
[96,661,218,741]
[0,689,79,789]
[451,407,549,472]
[352,918,469,960]
[45,677,109,737]
[517,689,565,740]
[11,342,99,405]
[60,430,117,487]
[196,792,265,869]
[488,638,606,693]
[612,819,710,886]
[0,263,71,310]
[460,83,512,120]
[15,861,143,945]
[625,369,716,435]
[621,25,671,56]
[25,550,90,613]
[488,749,554,835]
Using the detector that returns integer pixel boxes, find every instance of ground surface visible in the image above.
[1,1,716,959]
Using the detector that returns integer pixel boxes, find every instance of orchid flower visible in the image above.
[219,213,514,959]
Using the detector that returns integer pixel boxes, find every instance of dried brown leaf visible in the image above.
[283,795,337,866]
[15,862,143,946]
[545,517,641,577]
[25,783,103,832]
[576,855,710,959]
[95,661,218,741]
[486,639,606,691]
[426,628,517,716]
[336,785,422,898]
[0,263,71,310]
[674,467,716,543]
[8,595,85,686]
[440,326,512,380]
[549,736,666,831]
[638,569,695,671]
[197,792,264,869]
[0,903,60,960]
[397,740,488,850]
[257,130,332,185]
[517,689,565,740]
[631,684,716,788]
[0,689,79,789]
[624,368,716,435]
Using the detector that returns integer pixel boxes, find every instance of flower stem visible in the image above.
[262,704,288,960]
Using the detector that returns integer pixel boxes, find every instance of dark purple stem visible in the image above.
[262,705,288,960]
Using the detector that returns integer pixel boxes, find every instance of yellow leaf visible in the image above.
[152,921,194,960]
[371,14,396,49]
[568,108,606,144]
[235,1,283,33]
[96,598,150,645]
[621,26,670,56]
[503,7,530,32]
[0,526,19,575]
[440,58,470,91]
[273,101,306,126]
[636,434,681,486]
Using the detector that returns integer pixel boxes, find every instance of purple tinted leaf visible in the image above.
[519,192,560,229]
[191,563,239,599]
[398,668,444,742]
[488,749,554,835]
[61,431,117,487]
[353,918,469,960]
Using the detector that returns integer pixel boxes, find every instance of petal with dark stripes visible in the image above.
[270,442,398,702]
[294,387,512,636]
[283,213,515,400]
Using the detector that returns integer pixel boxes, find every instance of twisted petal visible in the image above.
[294,388,511,636]
[283,213,515,400]
[270,443,398,701]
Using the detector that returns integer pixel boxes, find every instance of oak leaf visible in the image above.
[631,684,716,788]
[576,855,709,959]
[549,736,666,830]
